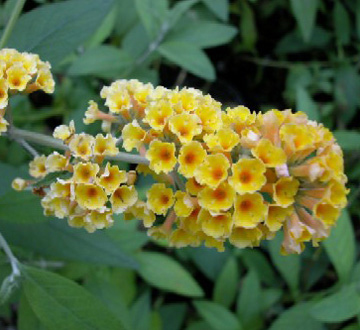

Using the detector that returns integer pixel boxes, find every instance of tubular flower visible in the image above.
[13,78,348,254]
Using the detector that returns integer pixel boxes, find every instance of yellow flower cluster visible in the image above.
[13,78,348,254]
[0,49,55,134]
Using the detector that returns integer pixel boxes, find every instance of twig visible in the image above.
[0,232,20,278]
[14,138,39,157]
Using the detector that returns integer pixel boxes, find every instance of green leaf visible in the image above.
[18,293,46,330]
[130,291,151,330]
[0,190,48,224]
[356,0,360,40]
[7,0,114,65]
[213,257,239,308]
[262,288,282,311]
[23,266,126,330]
[239,0,257,50]
[296,86,320,121]
[236,270,263,330]
[158,41,215,80]
[334,1,351,46]
[202,0,229,21]
[0,162,27,197]
[334,131,360,151]
[311,284,360,323]
[269,232,300,296]
[290,0,318,42]
[0,218,138,269]
[193,300,242,330]
[135,0,168,39]
[33,171,72,188]
[68,45,133,78]
[137,251,204,297]
[167,0,198,29]
[269,303,324,330]
[324,209,355,282]
[167,21,237,48]
[159,303,187,330]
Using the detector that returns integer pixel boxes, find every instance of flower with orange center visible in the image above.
[6,63,31,91]
[127,200,156,228]
[194,153,230,188]
[178,205,202,234]
[122,120,146,152]
[94,134,119,157]
[146,183,174,215]
[85,208,113,231]
[185,177,205,196]
[168,113,202,143]
[198,181,235,213]
[280,124,316,155]
[41,195,71,219]
[229,227,263,248]
[68,133,94,160]
[75,183,107,210]
[273,176,299,207]
[169,229,200,248]
[178,141,207,178]
[170,87,200,113]
[0,78,8,109]
[97,163,127,194]
[203,128,240,152]
[265,205,293,231]
[84,100,101,125]
[194,95,222,132]
[224,106,256,134]
[251,139,287,167]
[229,158,266,194]
[45,152,67,172]
[146,140,177,174]
[103,85,131,114]
[200,233,225,252]
[110,185,138,213]
[144,99,173,131]
[53,121,75,141]
[313,200,341,227]
[35,66,55,93]
[50,180,71,198]
[174,191,194,217]
[72,162,99,183]
[198,209,233,238]
[233,193,267,228]
[29,155,47,178]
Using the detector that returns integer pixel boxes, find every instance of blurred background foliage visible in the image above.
[0,0,360,329]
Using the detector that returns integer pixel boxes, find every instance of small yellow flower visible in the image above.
[195,96,222,132]
[103,84,131,114]
[194,153,230,188]
[178,205,202,234]
[97,163,127,194]
[41,195,71,219]
[53,121,75,141]
[68,215,88,230]
[45,152,67,172]
[198,181,235,213]
[174,191,194,217]
[146,140,177,174]
[84,100,100,125]
[12,178,27,191]
[68,133,95,160]
[169,87,201,113]
[233,193,267,228]
[265,205,293,231]
[50,180,71,198]
[128,200,156,228]
[110,185,138,213]
[146,183,174,215]
[168,113,202,143]
[145,99,173,130]
[86,209,113,230]
[94,134,119,157]
[252,139,287,167]
[314,200,341,227]
[6,63,31,91]
[224,106,256,134]
[178,141,207,178]
[29,155,47,178]
[0,115,9,134]
[273,176,299,207]
[72,162,99,183]
[169,229,200,248]
[35,67,55,93]
[122,120,146,152]
[280,124,316,154]
[0,78,8,109]
[198,209,233,238]
[229,227,263,248]
[75,183,107,210]
[204,128,240,152]
[201,233,225,252]
[185,177,205,196]
[229,158,266,194]
[327,179,348,207]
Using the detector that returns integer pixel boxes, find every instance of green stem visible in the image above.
[0,0,26,49]
[0,232,20,277]
[6,126,149,165]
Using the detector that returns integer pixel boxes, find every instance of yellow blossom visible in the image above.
[0,115,8,134]
[45,152,67,172]
[128,200,156,228]
[145,99,173,130]
[195,96,222,132]
[169,229,200,248]
[103,84,131,114]
[29,155,47,178]
[122,120,146,151]
[12,178,27,191]
[72,162,99,183]
[178,141,207,178]
[229,158,266,194]
[86,209,113,230]
[94,134,119,157]
[224,106,256,134]
[185,177,205,196]
[84,100,100,125]
[194,153,230,188]
[265,205,293,231]
[204,128,240,152]
[168,113,202,143]
[179,206,202,234]
[233,193,267,228]
[229,227,263,248]
[6,63,31,91]
[146,183,174,215]
[53,121,75,141]
[252,139,287,167]
[97,163,127,194]
[198,209,233,238]
[68,133,94,160]
[314,200,341,227]
[273,176,299,207]
[198,181,235,213]
[146,140,177,174]
[0,78,8,109]
[75,183,107,210]
[174,191,194,217]
[110,185,138,213]
[35,67,55,93]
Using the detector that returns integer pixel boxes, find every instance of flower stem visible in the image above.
[0,0,27,49]
[0,232,20,277]
[6,126,150,165]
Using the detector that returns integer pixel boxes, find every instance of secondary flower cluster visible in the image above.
[13,79,348,254]
[0,48,55,134]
